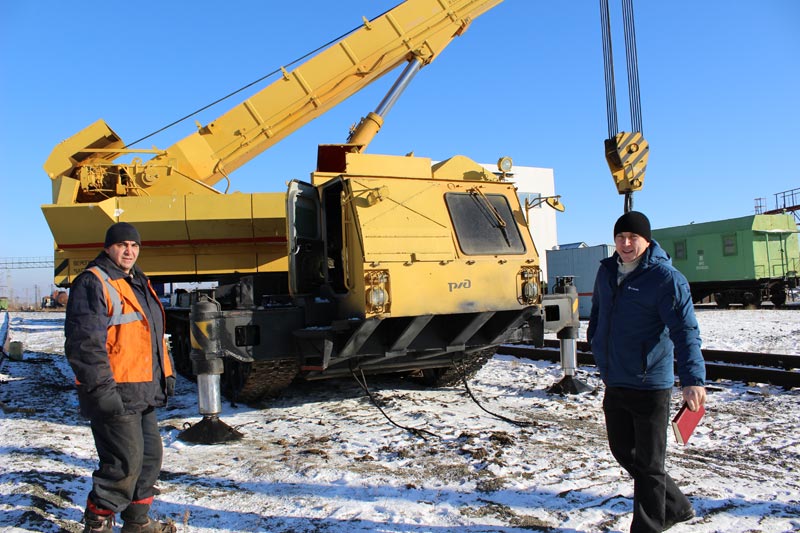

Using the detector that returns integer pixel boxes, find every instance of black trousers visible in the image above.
[603,387,691,533]
[88,407,163,513]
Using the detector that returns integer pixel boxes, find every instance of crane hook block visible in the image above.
[605,131,648,194]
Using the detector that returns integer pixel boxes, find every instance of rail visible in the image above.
[498,340,800,389]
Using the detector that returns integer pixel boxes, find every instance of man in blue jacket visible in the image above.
[588,211,706,533]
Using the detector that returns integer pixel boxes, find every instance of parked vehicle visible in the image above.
[651,214,799,308]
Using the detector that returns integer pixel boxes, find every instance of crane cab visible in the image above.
[288,148,545,321]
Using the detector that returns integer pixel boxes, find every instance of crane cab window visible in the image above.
[445,192,525,255]
[321,180,347,293]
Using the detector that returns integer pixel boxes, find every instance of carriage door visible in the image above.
[287,180,325,296]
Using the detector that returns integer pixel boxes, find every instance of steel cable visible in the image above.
[622,0,643,133]
[599,0,619,138]
[125,26,362,149]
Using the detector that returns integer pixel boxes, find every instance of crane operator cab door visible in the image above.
[287,180,326,296]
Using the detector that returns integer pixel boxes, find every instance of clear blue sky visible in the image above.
[1,0,798,299]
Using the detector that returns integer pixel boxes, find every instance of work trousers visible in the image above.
[603,387,691,533]
[88,407,163,513]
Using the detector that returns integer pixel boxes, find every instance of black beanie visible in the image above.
[104,222,141,248]
[613,211,651,241]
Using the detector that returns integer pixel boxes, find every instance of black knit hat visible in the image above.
[104,222,141,248]
[613,211,651,241]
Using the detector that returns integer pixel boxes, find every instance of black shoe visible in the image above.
[663,507,695,531]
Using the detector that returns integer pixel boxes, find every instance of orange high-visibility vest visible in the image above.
[88,266,174,383]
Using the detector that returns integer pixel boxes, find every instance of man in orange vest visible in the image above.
[65,222,177,533]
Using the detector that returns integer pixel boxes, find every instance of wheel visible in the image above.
[742,291,759,310]
[714,293,729,309]
[770,290,786,308]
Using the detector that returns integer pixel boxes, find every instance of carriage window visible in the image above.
[674,239,687,260]
[722,234,737,256]
[445,192,525,255]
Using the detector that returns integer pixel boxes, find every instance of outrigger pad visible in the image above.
[178,415,243,444]
[547,375,593,396]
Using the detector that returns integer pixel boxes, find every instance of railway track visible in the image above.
[499,340,800,389]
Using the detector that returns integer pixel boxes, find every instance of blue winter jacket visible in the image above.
[587,239,705,390]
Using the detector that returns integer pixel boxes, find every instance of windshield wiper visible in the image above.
[469,187,511,247]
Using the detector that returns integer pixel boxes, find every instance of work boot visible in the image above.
[83,509,114,533]
[120,517,177,533]
[82,506,114,533]
[121,501,176,533]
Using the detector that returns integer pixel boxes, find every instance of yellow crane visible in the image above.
[42,0,512,288]
[40,0,647,441]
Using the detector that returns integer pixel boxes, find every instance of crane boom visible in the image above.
[44,0,502,204]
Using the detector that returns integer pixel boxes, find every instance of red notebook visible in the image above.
[671,403,705,445]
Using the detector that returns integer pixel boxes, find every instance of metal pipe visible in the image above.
[560,337,578,377]
[346,58,424,148]
[197,374,222,416]
[374,58,424,117]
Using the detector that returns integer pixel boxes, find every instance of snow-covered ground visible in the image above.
[1,309,798,533]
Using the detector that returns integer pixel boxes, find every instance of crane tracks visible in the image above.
[499,340,800,389]
[225,359,301,404]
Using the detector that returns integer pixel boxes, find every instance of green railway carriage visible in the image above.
[651,214,799,308]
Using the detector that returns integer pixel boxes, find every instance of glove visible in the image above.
[166,376,176,397]
[94,389,125,418]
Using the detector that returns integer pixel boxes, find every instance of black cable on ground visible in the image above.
[455,359,537,428]
[351,368,439,441]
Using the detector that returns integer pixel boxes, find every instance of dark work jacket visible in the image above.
[587,239,705,390]
[65,252,173,418]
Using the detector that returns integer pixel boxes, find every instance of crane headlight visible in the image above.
[497,156,513,174]
[518,267,541,305]
[522,281,538,301]
[364,270,391,314]
[368,287,387,307]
